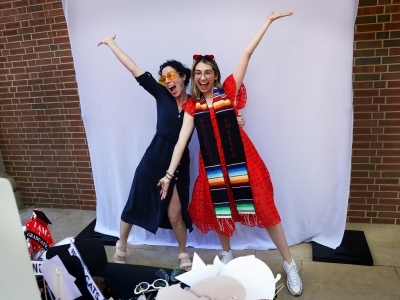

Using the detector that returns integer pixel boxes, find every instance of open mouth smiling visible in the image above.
[199,82,209,90]
[167,84,177,93]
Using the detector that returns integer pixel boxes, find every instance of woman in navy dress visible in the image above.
[98,34,245,270]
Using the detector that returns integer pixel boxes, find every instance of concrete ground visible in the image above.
[20,207,400,300]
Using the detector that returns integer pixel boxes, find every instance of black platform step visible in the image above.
[75,218,118,246]
[312,230,373,266]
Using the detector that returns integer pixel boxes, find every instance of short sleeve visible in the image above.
[182,98,196,117]
[135,71,165,99]
[222,74,247,109]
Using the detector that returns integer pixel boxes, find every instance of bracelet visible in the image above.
[166,170,174,178]
[165,173,173,180]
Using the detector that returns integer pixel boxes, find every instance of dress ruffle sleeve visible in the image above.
[182,98,196,117]
[222,74,247,110]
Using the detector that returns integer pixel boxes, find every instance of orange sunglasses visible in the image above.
[158,71,180,85]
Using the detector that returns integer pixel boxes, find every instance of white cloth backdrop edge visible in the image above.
[62,0,357,250]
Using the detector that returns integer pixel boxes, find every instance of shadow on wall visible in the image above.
[0,150,21,208]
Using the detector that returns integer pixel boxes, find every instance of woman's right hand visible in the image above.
[97,34,116,46]
[266,12,293,23]
[157,177,171,200]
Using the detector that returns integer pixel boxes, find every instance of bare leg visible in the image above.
[266,223,292,262]
[168,186,188,253]
[218,234,231,252]
[114,220,133,262]
[168,185,191,270]
[119,220,133,250]
[268,223,303,296]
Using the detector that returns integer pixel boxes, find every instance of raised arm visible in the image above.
[97,34,144,77]
[158,112,195,199]
[233,12,293,97]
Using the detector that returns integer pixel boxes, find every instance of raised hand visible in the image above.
[267,12,293,22]
[97,34,116,46]
[157,177,171,200]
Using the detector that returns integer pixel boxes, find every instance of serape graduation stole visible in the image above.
[193,87,255,219]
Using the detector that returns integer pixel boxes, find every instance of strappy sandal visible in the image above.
[178,253,192,271]
[113,240,126,264]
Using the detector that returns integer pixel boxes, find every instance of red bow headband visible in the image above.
[193,54,215,61]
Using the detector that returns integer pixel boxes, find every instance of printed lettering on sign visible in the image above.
[32,260,43,275]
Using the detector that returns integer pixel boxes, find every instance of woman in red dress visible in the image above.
[158,12,303,296]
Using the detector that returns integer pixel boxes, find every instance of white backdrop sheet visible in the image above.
[62,0,357,250]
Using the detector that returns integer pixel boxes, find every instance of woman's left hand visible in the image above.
[267,12,293,22]
[237,112,245,128]
[157,177,171,200]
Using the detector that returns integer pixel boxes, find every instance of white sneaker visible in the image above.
[219,249,233,264]
[283,259,303,296]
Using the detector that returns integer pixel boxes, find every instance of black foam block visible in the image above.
[312,230,373,266]
[46,238,108,273]
[75,219,119,246]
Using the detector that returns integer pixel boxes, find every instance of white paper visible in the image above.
[176,252,280,300]
[41,255,82,300]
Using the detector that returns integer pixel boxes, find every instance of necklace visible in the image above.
[177,94,188,118]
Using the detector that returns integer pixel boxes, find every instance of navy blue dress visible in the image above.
[121,72,193,234]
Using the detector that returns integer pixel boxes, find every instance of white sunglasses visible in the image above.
[134,279,169,295]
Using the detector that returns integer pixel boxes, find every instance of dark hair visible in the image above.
[158,60,191,87]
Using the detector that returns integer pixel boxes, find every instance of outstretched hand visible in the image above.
[157,177,170,200]
[267,12,293,22]
[97,34,116,46]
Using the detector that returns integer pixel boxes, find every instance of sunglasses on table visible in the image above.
[158,71,180,85]
[134,278,169,295]
[154,267,187,283]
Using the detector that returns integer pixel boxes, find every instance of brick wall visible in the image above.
[0,0,95,210]
[350,0,400,224]
[1,1,399,222]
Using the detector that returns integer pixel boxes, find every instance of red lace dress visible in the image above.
[183,75,281,237]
